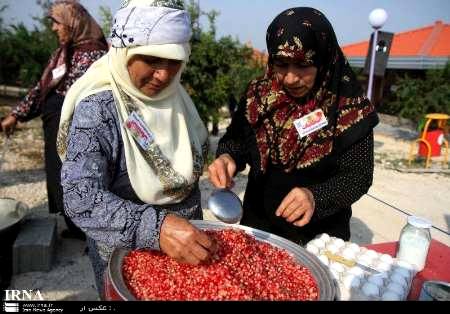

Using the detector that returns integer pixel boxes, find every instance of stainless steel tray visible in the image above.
[108,220,339,301]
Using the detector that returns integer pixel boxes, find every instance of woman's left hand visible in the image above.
[275,187,315,227]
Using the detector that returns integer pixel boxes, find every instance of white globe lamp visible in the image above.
[369,9,388,29]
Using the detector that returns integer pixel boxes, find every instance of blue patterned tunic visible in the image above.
[60,90,203,296]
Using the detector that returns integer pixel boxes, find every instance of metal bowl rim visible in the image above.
[108,220,338,301]
[0,198,29,232]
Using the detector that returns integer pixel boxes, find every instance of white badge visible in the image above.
[125,112,154,150]
[294,109,328,138]
[52,64,66,80]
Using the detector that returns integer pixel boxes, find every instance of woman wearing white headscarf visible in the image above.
[57,0,215,297]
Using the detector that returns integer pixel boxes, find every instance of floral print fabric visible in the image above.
[12,48,106,122]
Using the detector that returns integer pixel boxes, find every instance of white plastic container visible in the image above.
[396,216,432,272]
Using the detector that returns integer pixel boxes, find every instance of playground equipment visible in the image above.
[409,113,449,168]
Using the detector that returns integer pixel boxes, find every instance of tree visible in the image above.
[34,0,53,34]
[0,0,264,120]
[0,2,6,30]
[98,5,112,38]
[182,0,264,132]
[388,63,450,123]
[0,0,56,87]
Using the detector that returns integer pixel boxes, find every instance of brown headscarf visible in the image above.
[245,7,378,173]
[39,0,107,102]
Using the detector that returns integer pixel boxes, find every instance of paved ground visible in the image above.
[1,107,449,301]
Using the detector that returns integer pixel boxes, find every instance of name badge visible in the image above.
[52,64,66,80]
[125,112,154,150]
[294,109,328,138]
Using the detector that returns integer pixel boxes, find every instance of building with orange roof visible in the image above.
[251,47,268,66]
[342,20,450,70]
[245,41,268,66]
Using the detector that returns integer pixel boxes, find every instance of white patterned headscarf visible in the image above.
[58,0,209,205]
[111,0,190,48]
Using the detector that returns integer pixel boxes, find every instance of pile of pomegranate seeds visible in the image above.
[122,229,319,301]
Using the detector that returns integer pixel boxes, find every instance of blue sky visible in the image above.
[3,0,450,51]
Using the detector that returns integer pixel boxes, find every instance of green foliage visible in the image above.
[33,0,53,33]
[0,0,56,87]
[0,1,112,88]
[387,63,450,123]
[0,0,264,128]
[98,5,113,38]
[0,3,6,30]
[182,0,264,125]
[0,24,57,86]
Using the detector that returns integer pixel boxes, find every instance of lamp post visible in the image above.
[367,8,388,102]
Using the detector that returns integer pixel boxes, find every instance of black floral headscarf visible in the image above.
[245,7,378,173]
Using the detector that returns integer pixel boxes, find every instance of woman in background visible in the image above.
[1,1,107,240]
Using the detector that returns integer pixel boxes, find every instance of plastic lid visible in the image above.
[408,216,432,229]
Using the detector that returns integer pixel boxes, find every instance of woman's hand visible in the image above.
[0,115,17,136]
[159,214,218,265]
[208,154,236,189]
[275,187,315,227]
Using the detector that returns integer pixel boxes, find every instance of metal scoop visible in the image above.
[207,188,243,224]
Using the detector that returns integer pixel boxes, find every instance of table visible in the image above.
[365,239,450,300]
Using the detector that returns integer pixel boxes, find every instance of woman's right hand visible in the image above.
[208,154,236,189]
[0,114,17,136]
[159,214,218,265]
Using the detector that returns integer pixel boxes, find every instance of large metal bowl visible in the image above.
[0,198,28,235]
[107,220,339,301]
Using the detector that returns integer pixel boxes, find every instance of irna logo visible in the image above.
[3,290,44,301]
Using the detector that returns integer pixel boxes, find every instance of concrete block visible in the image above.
[0,224,20,289]
[12,218,57,274]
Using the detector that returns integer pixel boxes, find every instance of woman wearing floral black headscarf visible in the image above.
[209,7,379,245]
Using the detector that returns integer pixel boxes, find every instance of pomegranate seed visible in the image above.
[122,229,319,301]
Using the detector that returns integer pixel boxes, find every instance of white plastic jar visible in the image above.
[396,216,432,272]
